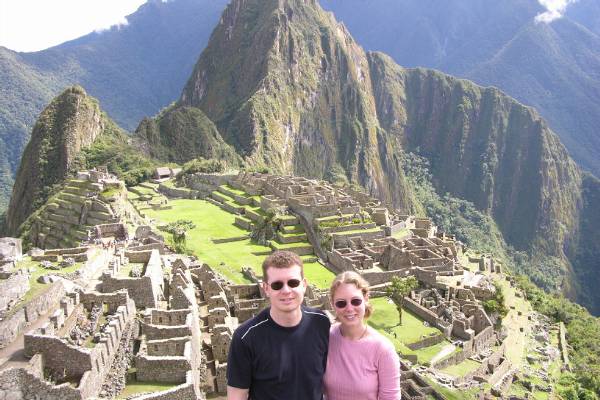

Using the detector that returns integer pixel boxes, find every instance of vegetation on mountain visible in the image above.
[0,0,229,212]
[321,0,600,177]
[5,86,159,236]
[516,275,600,397]
[135,106,240,165]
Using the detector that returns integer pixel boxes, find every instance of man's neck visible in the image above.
[269,307,303,327]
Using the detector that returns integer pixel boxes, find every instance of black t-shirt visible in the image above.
[227,306,331,400]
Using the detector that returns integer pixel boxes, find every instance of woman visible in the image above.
[324,271,401,400]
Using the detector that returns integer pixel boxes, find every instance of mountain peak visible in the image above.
[4,86,106,235]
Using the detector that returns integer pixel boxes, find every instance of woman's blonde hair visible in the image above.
[329,271,373,319]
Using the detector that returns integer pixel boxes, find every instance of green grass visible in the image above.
[441,358,481,377]
[368,298,441,344]
[413,340,455,365]
[144,199,280,283]
[303,260,335,289]
[271,241,313,249]
[221,184,248,197]
[144,198,334,289]
[392,227,410,239]
[118,380,178,399]
[331,227,382,236]
[8,256,85,316]
[130,184,157,196]
[117,262,146,278]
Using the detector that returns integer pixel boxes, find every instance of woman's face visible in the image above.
[332,282,367,328]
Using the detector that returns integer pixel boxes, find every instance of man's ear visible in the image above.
[262,281,270,297]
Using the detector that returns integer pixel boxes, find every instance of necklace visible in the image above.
[342,324,368,340]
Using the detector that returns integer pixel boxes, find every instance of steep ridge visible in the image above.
[5,86,105,235]
[138,0,599,313]
[319,0,600,177]
[158,0,415,209]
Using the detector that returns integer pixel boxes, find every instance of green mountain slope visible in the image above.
[320,0,600,177]
[0,0,228,212]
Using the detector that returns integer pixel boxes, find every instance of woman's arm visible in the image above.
[377,342,401,400]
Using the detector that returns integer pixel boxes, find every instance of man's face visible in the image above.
[263,264,306,314]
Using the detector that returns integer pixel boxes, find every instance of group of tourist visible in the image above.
[226,251,401,400]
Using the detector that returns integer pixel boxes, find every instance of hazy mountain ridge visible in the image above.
[320,0,600,177]
[0,0,229,211]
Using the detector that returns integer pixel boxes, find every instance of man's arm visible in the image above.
[227,385,249,400]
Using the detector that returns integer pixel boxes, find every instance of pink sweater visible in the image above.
[324,324,401,400]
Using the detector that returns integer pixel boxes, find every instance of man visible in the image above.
[227,250,331,400]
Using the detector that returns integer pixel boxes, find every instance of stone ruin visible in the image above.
[0,172,523,399]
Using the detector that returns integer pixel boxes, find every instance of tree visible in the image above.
[385,276,418,326]
[161,219,196,254]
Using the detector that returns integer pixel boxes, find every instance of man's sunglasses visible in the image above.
[269,279,302,291]
[334,298,363,309]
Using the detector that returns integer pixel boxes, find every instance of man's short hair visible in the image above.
[262,250,304,281]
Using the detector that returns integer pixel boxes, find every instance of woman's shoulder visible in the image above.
[366,326,396,353]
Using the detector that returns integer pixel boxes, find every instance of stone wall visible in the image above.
[181,173,237,197]
[0,270,29,311]
[407,333,445,351]
[135,355,191,383]
[149,309,190,326]
[403,297,440,327]
[146,337,189,356]
[21,293,136,399]
[0,280,66,348]
[0,308,27,349]
[158,183,199,199]
[141,320,192,341]
[101,250,163,309]
[129,380,197,400]
[0,368,82,400]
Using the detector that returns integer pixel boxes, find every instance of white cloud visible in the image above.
[535,0,578,24]
[0,0,146,52]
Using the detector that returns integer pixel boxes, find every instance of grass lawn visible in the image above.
[144,199,335,288]
[331,227,382,236]
[117,380,178,399]
[303,260,335,289]
[221,184,248,197]
[413,340,455,365]
[392,227,410,239]
[368,298,441,344]
[441,358,481,377]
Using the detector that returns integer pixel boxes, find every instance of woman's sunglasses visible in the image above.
[334,298,363,309]
[269,279,302,291]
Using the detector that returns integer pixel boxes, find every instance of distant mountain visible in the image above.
[0,0,228,212]
[139,0,599,313]
[320,0,600,177]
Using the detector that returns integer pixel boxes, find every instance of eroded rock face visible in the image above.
[5,86,104,236]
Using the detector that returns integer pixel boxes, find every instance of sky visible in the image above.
[0,0,579,53]
[0,0,148,52]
